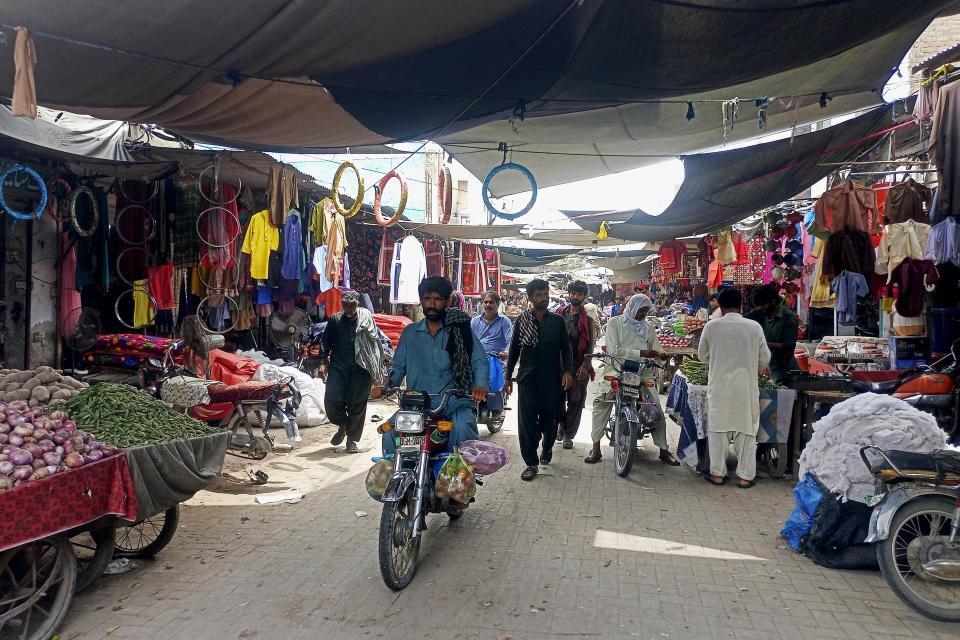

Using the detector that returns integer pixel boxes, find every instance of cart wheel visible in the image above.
[762,444,788,479]
[114,506,180,559]
[0,535,77,640]
[71,527,116,593]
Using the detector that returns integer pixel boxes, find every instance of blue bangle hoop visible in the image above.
[0,164,47,220]
[482,162,537,221]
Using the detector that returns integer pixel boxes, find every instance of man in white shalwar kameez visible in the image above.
[697,289,771,488]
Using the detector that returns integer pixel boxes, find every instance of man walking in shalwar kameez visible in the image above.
[697,288,771,488]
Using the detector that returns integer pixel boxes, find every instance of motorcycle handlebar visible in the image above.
[585,352,665,369]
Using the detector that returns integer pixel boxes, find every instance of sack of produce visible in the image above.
[434,451,476,504]
[365,459,395,502]
[458,440,509,475]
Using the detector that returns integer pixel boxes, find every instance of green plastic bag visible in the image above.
[435,450,476,505]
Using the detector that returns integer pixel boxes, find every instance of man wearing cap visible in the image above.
[321,291,385,453]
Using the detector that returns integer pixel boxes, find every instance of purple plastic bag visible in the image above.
[458,440,509,475]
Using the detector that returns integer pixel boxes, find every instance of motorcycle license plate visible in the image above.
[621,386,640,397]
[399,435,426,450]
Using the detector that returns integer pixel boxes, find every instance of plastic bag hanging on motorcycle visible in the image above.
[458,439,509,475]
[435,451,477,504]
[365,459,395,502]
[487,355,505,393]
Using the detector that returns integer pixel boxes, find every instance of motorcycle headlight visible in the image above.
[622,372,643,387]
[395,411,424,433]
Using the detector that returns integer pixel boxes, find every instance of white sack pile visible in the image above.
[252,363,328,428]
[238,349,284,366]
[799,392,949,503]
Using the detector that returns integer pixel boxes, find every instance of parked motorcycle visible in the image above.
[851,340,959,441]
[140,336,301,460]
[376,387,478,590]
[862,445,960,621]
[588,352,665,477]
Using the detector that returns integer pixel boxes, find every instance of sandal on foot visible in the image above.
[703,473,725,486]
[521,466,538,481]
[583,451,602,464]
[737,479,756,489]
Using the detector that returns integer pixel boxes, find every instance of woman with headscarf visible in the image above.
[449,289,466,311]
[584,294,680,466]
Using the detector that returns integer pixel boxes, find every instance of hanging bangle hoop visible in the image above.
[438,165,453,224]
[117,178,160,204]
[482,162,537,221]
[196,206,241,248]
[373,171,407,227]
[69,186,100,235]
[196,295,239,334]
[198,254,240,291]
[198,164,241,205]
[332,161,364,218]
[116,205,157,244]
[45,177,72,222]
[114,284,157,329]
[116,246,149,285]
[0,164,48,220]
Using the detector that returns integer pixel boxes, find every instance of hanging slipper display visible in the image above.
[437,165,453,224]
[332,161,364,218]
[373,170,408,227]
[482,161,537,221]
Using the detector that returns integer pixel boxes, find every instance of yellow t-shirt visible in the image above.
[240,210,279,280]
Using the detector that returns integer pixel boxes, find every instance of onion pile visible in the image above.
[0,401,117,490]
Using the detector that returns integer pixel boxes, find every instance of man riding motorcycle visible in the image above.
[470,290,513,427]
[373,276,489,454]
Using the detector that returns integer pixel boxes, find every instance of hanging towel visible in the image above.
[11,27,37,119]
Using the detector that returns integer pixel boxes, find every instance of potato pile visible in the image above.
[683,316,707,333]
[0,367,87,407]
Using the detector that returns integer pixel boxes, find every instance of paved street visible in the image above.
[62,390,958,640]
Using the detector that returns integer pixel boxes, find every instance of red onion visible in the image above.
[12,425,31,438]
[55,445,64,455]
[44,465,59,475]
[64,452,84,468]
[1,445,14,455]
[88,441,102,451]
[11,465,32,480]
[85,449,104,462]
[62,420,77,432]
[31,458,45,470]
[37,439,54,453]
[0,477,12,490]
[32,428,48,441]
[27,468,49,481]
[7,435,22,447]
[0,461,13,475]
[0,453,6,462]
[0,423,8,432]
[22,443,42,459]
[62,441,74,454]
[8,416,25,428]
[42,452,61,466]
[0,434,7,445]
[48,410,66,420]
[9,449,32,465]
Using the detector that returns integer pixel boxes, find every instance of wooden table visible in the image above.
[791,389,855,480]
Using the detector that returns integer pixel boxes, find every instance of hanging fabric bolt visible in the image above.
[0,164,47,220]
[332,161,364,218]
[373,170,408,227]
[437,165,453,224]
[481,162,538,222]
[685,102,695,121]
[11,26,37,119]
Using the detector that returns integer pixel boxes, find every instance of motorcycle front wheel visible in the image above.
[877,494,960,622]
[613,408,637,478]
[379,490,421,591]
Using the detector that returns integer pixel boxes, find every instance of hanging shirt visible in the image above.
[884,178,933,224]
[310,198,336,247]
[697,235,715,269]
[281,213,302,279]
[697,313,771,436]
[147,264,176,310]
[391,236,428,305]
[875,220,931,283]
[829,271,870,326]
[240,210,279,280]
[312,246,335,292]
[891,258,939,318]
[461,243,488,295]
[924,217,960,267]
[325,209,348,282]
[716,231,737,265]
[814,180,880,234]
[821,228,875,280]
[659,239,687,273]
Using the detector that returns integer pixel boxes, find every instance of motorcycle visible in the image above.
[861,445,960,621]
[588,352,665,478]
[476,352,508,434]
[850,339,959,441]
[140,336,301,460]
[376,387,478,590]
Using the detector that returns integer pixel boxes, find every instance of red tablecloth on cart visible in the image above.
[0,454,138,552]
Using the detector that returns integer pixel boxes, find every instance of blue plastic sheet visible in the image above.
[781,474,827,550]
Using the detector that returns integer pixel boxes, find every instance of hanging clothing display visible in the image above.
[830,271,869,325]
[267,165,298,227]
[325,208,348,281]
[875,220,931,283]
[59,233,81,334]
[733,231,750,265]
[391,236,428,305]
[133,280,155,328]
[147,264,176,310]
[240,210,279,280]
[924,217,960,267]
[883,178,933,224]
[378,231,394,285]
[809,238,835,308]
[930,81,960,218]
[461,243,488,296]
[813,180,880,234]
[281,212,303,279]
[310,198,336,246]
[821,228,875,280]
[423,239,446,277]
[312,246,335,292]
[485,248,502,295]
[697,235,715,270]
[891,258,939,318]
[715,231,737,265]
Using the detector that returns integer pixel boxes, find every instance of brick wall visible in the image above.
[908,13,960,75]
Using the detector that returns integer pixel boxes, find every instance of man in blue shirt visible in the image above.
[471,290,513,422]
[375,277,488,455]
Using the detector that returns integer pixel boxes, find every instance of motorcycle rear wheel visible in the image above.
[379,491,421,591]
[613,410,637,478]
[877,494,960,622]
[486,411,504,434]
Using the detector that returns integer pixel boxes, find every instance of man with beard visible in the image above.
[506,279,574,481]
[374,277,488,454]
[322,291,386,453]
[556,281,595,449]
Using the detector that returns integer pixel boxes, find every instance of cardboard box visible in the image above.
[890,357,927,371]
[889,336,928,359]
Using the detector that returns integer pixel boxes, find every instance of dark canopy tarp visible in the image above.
[0,0,953,190]
[562,104,913,242]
